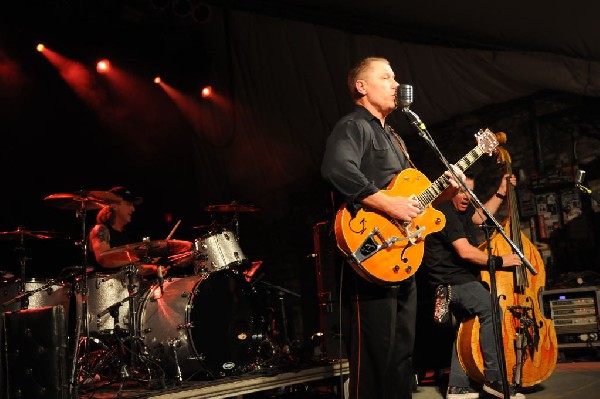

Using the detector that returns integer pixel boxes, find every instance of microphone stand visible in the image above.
[401,106,538,276]
[401,106,536,399]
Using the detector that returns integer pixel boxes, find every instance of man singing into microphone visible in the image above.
[321,57,463,399]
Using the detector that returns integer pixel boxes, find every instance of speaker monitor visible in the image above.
[1,306,68,399]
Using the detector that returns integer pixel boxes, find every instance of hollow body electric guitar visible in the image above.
[334,129,499,285]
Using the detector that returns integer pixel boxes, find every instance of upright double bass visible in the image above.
[457,133,558,387]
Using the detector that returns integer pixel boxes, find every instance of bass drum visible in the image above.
[138,270,259,378]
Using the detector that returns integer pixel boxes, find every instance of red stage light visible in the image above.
[96,59,111,73]
[201,86,212,98]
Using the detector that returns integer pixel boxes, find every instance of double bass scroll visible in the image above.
[456,132,558,388]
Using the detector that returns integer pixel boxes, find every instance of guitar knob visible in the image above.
[405,266,412,273]
[393,265,400,273]
[435,217,442,224]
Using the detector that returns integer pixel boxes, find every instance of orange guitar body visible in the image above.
[334,129,499,285]
[335,168,445,284]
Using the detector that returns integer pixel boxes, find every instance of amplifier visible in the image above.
[312,221,347,361]
[540,285,600,348]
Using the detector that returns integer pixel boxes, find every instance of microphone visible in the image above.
[398,84,427,132]
[398,83,413,109]
[157,265,164,295]
[575,169,593,195]
[576,169,586,186]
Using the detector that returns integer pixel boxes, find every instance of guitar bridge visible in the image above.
[351,226,424,263]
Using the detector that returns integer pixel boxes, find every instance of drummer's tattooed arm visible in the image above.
[95,225,110,244]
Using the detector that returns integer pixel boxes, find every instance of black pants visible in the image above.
[345,272,417,399]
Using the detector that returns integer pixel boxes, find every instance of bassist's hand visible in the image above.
[501,253,522,267]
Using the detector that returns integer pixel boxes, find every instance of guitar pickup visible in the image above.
[351,226,426,263]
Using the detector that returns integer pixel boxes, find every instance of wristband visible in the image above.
[493,255,503,267]
[495,192,506,200]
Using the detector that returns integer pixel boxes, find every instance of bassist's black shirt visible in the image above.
[423,201,481,286]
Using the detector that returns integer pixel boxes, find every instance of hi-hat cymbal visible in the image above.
[44,190,121,211]
[0,228,69,241]
[99,239,193,264]
[205,202,260,213]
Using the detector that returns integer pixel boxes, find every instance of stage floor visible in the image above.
[75,360,348,399]
[73,359,600,399]
[414,360,600,399]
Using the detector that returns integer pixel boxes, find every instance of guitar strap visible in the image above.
[387,125,417,170]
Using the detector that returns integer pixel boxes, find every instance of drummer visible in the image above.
[88,186,168,277]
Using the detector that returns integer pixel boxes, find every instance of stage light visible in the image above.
[96,59,111,74]
[201,85,212,98]
[36,43,45,52]
[154,76,162,84]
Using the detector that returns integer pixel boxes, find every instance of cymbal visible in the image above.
[0,228,69,240]
[99,239,193,264]
[205,202,260,213]
[44,190,121,211]
[1,270,15,279]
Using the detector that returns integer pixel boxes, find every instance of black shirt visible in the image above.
[87,223,132,273]
[321,105,410,215]
[423,201,481,286]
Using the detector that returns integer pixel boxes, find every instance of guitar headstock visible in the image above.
[475,128,499,156]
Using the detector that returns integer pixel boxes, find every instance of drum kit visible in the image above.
[0,194,283,395]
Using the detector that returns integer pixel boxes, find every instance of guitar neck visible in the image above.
[417,145,487,206]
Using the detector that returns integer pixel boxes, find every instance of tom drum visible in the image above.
[195,228,249,272]
[0,278,72,313]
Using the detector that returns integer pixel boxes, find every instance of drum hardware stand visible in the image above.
[14,228,31,309]
[255,280,301,362]
[69,198,96,398]
[231,209,240,238]
[167,338,184,384]
[100,251,166,393]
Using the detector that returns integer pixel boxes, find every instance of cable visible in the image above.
[338,258,346,398]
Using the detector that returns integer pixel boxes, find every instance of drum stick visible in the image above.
[166,220,181,240]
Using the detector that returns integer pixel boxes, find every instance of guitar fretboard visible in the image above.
[417,146,487,206]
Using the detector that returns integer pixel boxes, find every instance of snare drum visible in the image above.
[77,271,144,335]
[195,228,249,272]
[138,270,259,378]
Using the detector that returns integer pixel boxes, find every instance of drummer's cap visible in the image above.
[109,186,143,205]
